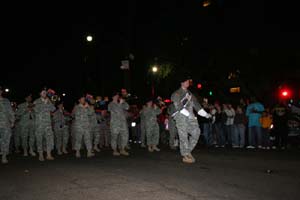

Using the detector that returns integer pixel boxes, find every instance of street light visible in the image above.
[86,35,93,42]
[5,88,9,93]
[152,66,158,73]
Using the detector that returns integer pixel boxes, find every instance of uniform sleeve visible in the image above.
[6,99,15,124]
[154,107,162,115]
[122,102,129,110]
[191,95,202,112]
[171,92,182,111]
[15,103,26,118]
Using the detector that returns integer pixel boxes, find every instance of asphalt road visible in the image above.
[1,146,300,200]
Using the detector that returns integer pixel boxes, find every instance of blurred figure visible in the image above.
[272,103,289,150]
[73,96,94,158]
[233,105,246,148]
[246,97,264,149]
[139,105,147,148]
[16,94,36,157]
[144,98,161,152]
[223,103,235,147]
[108,93,130,156]
[167,103,178,150]
[0,87,15,164]
[33,89,56,161]
[259,109,273,150]
[52,102,69,155]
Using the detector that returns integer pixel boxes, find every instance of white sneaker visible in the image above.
[246,146,255,149]
[258,145,263,149]
[272,146,277,150]
[266,147,270,150]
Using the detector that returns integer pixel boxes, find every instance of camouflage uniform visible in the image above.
[16,102,36,152]
[171,87,205,157]
[0,97,15,155]
[139,106,146,146]
[108,101,129,150]
[144,106,161,146]
[52,109,69,153]
[12,120,21,151]
[98,112,110,148]
[167,104,178,149]
[89,109,100,148]
[73,104,92,151]
[33,98,56,153]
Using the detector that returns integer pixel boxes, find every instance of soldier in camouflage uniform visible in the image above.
[99,110,110,149]
[33,90,56,161]
[16,94,36,157]
[144,99,161,152]
[53,102,69,155]
[167,103,178,150]
[139,105,146,148]
[0,87,15,164]
[87,99,101,153]
[73,96,94,158]
[108,93,130,156]
[171,77,211,164]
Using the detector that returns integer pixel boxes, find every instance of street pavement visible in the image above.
[1,146,300,200]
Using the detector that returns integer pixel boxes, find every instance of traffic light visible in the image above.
[209,91,213,96]
[279,88,291,99]
[197,83,202,89]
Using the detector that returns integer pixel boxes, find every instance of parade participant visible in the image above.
[33,89,56,161]
[16,94,36,157]
[73,96,94,158]
[53,102,69,155]
[139,105,147,148]
[144,98,161,152]
[171,76,211,164]
[0,87,15,164]
[108,92,130,156]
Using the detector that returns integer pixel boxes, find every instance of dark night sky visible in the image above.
[2,0,300,104]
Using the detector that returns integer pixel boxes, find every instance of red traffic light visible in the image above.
[197,83,202,89]
[280,89,291,98]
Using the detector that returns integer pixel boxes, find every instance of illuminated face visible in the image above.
[181,80,190,89]
[146,101,153,107]
[112,95,119,102]
[79,97,86,105]
[26,95,32,103]
[40,90,47,99]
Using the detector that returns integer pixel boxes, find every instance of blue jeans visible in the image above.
[248,126,262,147]
[224,125,233,146]
[202,123,213,146]
[233,124,245,147]
[214,123,225,146]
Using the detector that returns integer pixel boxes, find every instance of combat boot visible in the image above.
[113,150,120,156]
[46,151,54,160]
[120,149,129,156]
[29,149,36,156]
[24,149,28,157]
[87,150,95,158]
[62,148,68,154]
[148,145,154,152]
[182,156,194,164]
[93,145,101,152]
[153,145,160,152]
[38,152,45,161]
[187,153,195,163]
[1,154,8,164]
[57,150,62,155]
[75,150,81,158]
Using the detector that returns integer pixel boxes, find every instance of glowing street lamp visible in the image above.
[86,35,93,42]
[5,88,9,93]
[152,66,158,73]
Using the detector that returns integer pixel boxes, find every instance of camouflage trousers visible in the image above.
[145,123,160,146]
[169,126,178,148]
[0,126,12,154]
[174,115,200,156]
[21,122,35,151]
[99,126,110,148]
[54,125,69,151]
[13,123,21,150]
[140,121,146,145]
[110,123,128,150]
[90,125,100,146]
[74,125,92,151]
[35,124,54,153]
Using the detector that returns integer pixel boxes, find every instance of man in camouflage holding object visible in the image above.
[108,92,130,156]
[33,89,56,161]
[171,75,211,164]
[16,94,36,157]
